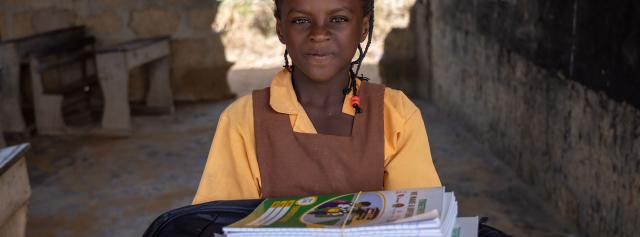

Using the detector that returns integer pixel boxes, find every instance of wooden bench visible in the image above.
[28,32,99,135]
[0,26,96,136]
[1,28,174,136]
[96,36,174,135]
[0,143,31,237]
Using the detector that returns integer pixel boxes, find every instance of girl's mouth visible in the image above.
[305,53,334,64]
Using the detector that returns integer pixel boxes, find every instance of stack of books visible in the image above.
[223,187,478,237]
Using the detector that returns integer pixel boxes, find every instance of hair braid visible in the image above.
[284,49,292,71]
[347,2,375,114]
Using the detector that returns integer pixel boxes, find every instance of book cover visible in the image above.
[226,187,445,230]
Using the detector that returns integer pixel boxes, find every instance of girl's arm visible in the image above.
[193,98,261,204]
[384,96,442,190]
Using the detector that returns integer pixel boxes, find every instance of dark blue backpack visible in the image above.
[142,199,262,237]
[142,199,511,237]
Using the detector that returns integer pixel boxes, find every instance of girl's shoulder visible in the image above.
[382,86,420,120]
[219,94,254,126]
[380,86,423,134]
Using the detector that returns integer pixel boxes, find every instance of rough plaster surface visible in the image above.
[31,8,77,33]
[0,205,27,237]
[0,159,30,227]
[80,11,124,38]
[402,1,640,236]
[170,38,234,101]
[129,8,180,37]
[379,28,418,96]
[427,0,640,109]
[379,3,433,98]
[0,14,5,39]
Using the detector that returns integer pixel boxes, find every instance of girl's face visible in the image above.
[276,0,370,82]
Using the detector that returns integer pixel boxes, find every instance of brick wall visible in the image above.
[0,0,233,101]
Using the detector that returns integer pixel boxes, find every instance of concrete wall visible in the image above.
[0,157,30,237]
[0,0,233,101]
[380,2,433,98]
[380,0,640,236]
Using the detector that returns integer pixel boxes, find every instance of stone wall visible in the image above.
[380,0,640,236]
[380,2,433,98]
[0,0,233,101]
[379,27,418,96]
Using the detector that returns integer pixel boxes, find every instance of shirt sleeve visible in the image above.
[384,107,442,190]
[192,107,261,204]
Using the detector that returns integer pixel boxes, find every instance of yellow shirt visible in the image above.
[193,69,441,204]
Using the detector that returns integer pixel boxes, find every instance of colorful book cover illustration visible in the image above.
[227,187,444,229]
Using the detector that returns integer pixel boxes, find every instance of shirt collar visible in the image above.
[269,69,360,117]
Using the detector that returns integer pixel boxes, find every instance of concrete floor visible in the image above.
[23,67,578,237]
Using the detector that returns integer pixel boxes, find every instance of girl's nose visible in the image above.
[309,23,331,42]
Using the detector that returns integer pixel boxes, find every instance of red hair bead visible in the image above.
[351,96,361,107]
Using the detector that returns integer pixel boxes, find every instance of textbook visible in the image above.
[224,187,463,237]
[452,217,479,237]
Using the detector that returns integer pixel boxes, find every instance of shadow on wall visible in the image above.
[380,0,640,237]
[378,2,431,98]
[0,0,234,102]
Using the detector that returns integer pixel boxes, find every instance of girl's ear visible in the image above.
[360,15,371,43]
[276,19,286,44]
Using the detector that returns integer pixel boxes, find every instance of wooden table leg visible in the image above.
[0,45,28,135]
[96,52,132,135]
[146,57,174,113]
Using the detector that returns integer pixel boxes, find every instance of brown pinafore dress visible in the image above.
[252,82,386,198]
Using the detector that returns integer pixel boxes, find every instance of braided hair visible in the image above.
[274,0,375,113]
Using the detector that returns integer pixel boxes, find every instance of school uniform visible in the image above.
[193,69,441,204]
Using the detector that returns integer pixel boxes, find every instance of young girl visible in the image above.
[193,0,440,203]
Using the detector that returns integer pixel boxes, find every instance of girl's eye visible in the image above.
[330,16,348,23]
[292,18,310,24]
